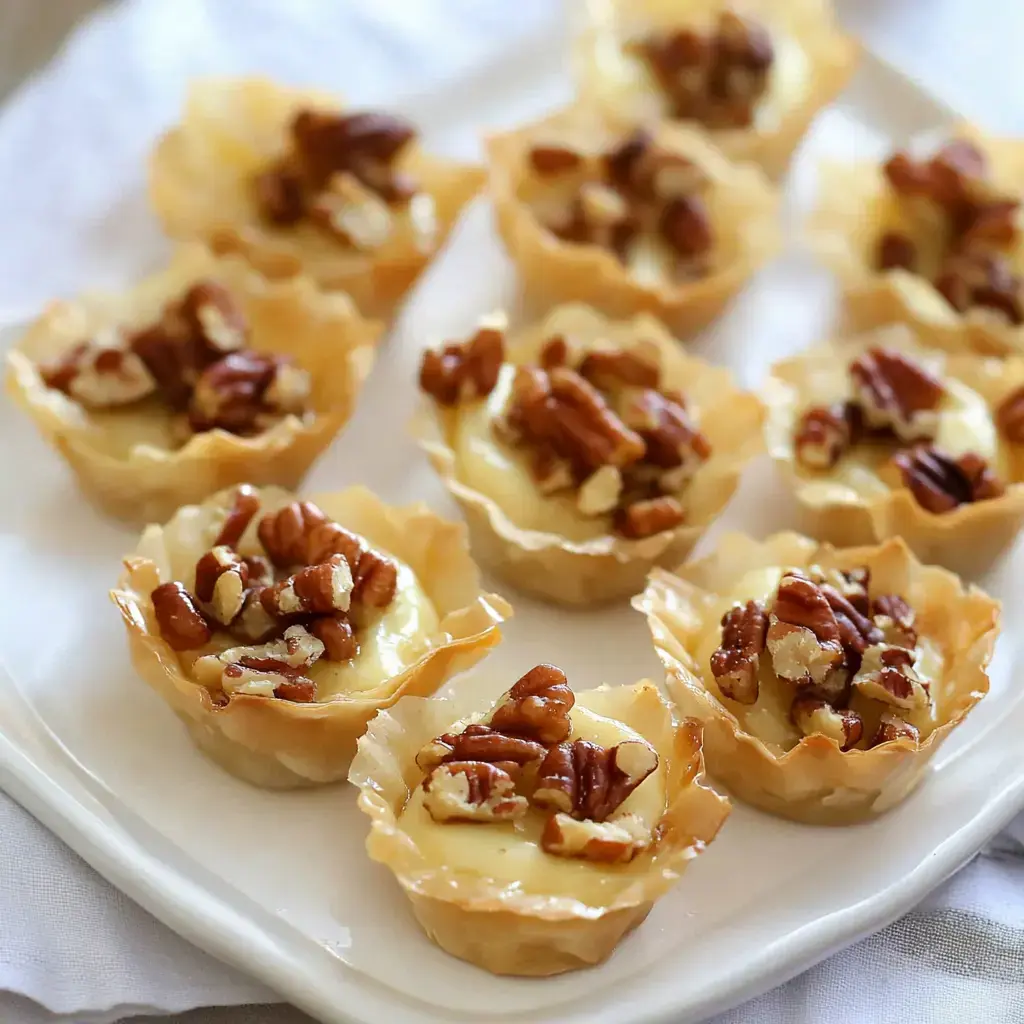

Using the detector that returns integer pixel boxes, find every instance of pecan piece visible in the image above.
[876,231,917,273]
[41,338,156,409]
[619,388,711,473]
[614,496,686,538]
[415,723,547,777]
[484,664,575,745]
[659,195,714,258]
[870,711,920,747]
[179,281,248,358]
[995,384,1024,443]
[229,588,282,644]
[852,644,930,710]
[539,334,570,369]
[418,322,505,406]
[576,464,624,516]
[578,347,660,391]
[849,347,945,441]
[819,583,883,673]
[258,501,330,567]
[529,144,583,176]
[766,572,844,686]
[790,694,863,751]
[308,614,359,662]
[151,581,213,651]
[894,446,1004,513]
[871,594,918,648]
[422,761,527,823]
[531,738,658,822]
[793,405,852,470]
[213,484,262,548]
[541,811,651,863]
[254,159,305,225]
[935,248,1024,325]
[309,171,393,250]
[260,554,353,617]
[194,545,250,626]
[710,600,768,704]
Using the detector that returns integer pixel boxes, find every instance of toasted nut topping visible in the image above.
[614,496,686,538]
[541,811,651,863]
[415,723,547,776]
[870,711,920,747]
[711,599,768,704]
[577,464,624,516]
[876,231,917,272]
[152,581,213,651]
[819,583,883,673]
[254,160,306,225]
[310,171,393,250]
[258,501,330,567]
[422,761,528,823]
[213,484,262,548]
[229,588,282,644]
[659,195,714,258]
[485,664,575,745]
[261,554,354,617]
[849,348,944,442]
[180,281,248,356]
[790,694,863,751]
[539,334,570,369]
[853,644,930,710]
[619,388,711,472]
[532,738,658,822]
[893,445,1005,513]
[871,594,918,648]
[418,322,505,406]
[578,347,660,391]
[996,384,1024,443]
[767,573,844,686]
[308,614,359,661]
[529,144,583,176]
[936,248,1024,325]
[794,405,852,470]
[41,338,156,409]
[194,545,250,626]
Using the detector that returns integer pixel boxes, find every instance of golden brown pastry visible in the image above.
[349,665,729,974]
[6,245,379,524]
[487,106,781,334]
[414,303,764,604]
[810,128,1024,354]
[576,0,859,178]
[110,484,511,788]
[636,531,999,824]
[764,324,1024,574]
[149,77,484,318]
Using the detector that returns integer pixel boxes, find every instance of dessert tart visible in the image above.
[149,77,484,318]
[415,303,764,605]
[110,484,511,788]
[349,664,729,974]
[576,0,858,179]
[635,531,999,824]
[810,129,1024,355]
[487,106,781,335]
[6,244,379,524]
[764,324,1024,575]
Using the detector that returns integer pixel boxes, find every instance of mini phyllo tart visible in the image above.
[811,131,1024,355]
[7,245,379,524]
[110,484,510,788]
[487,108,781,334]
[415,304,763,605]
[149,77,484,318]
[636,532,999,824]
[349,664,729,975]
[576,0,858,179]
[764,325,1024,574]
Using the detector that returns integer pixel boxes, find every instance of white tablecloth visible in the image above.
[2,1,1023,1022]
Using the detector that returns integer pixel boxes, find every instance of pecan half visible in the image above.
[819,584,883,674]
[935,248,1024,325]
[871,594,918,648]
[485,664,575,745]
[870,711,920,747]
[418,323,505,406]
[793,405,851,470]
[541,811,651,863]
[415,723,547,777]
[876,231,917,272]
[194,545,250,626]
[710,599,768,704]
[659,195,714,258]
[213,484,262,548]
[852,644,930,710]
[995,384,1024,443]
[619,388,711,472]
[790,694,863,751]
[529,144,583,176]
[258,501,330,568]
[260,554,353,617]
[613,495,686,538]
[893,446,1005,513]
[179,281,248,358]
[531,738,659,822]
[41,338,156,409]
[421,761,527,823]
[849,348,944,441]
[254,159,306,225]
[578,347,660,391]
[308,614,359,662]
[151,581,213,651]
[766,572,844,686]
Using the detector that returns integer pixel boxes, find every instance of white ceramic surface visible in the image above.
[1,29,1023,1024]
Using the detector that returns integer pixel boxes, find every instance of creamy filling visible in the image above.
[695,565,944,753]
[397,700,667,901]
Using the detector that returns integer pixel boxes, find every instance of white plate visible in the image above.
[2,25,1023,1024]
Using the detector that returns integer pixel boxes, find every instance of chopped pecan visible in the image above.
[41,338,156,409]
[710,599,768,705]
[659,195,714,258]
[614,495,686,538]
[620,388,711,472]
[853,644,930,710]
[213,484,262,548]
[711,11,774,116]
[790,694,863,751]
[484,664,575,745]
[603,129,656,195]
[309,171,393,250]
[577,464,624,516]
[229,588,282,644]
[541,811,650,863]
[819,584,883,673]
[793,405,852,470]
[258,501,330,568]
[927,140,989,208]
[563,181,638,256]
[538,334,570,369]
[194,545,250,626]
[871,594,918,648]
[418,322,505,406]
[882,151,933,197]
[151,581,213,651]
[578,347,660,391]
[996,384,1024,443]
[260,554,353,617]
[254,159,306,225]
[935,248,1023,325]
[531,738,658,822]
[767,572,844,686]
[961,199,1020,249]
[422,761,527,823]
[894,446,1004,513]
[415,723,546,777]
[529,144,583,176]
[848,348,944,441]
[876,231,917,273]
[870,711,920,747]
[308,614,359,662]
[179,281,248,358]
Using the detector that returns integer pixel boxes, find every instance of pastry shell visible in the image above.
[349,681,730,975]
[416,303,765,606]
[149,77,484,320]
[808,124,1024,355]
[7,244,380,525]
[487,106,782,336]
[764,324,1024,576]
[110,485,511,789]
[635,531,999,824]
[575,0,859,179]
